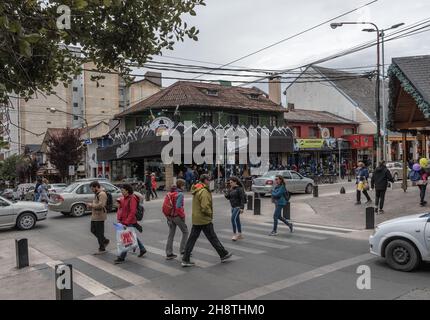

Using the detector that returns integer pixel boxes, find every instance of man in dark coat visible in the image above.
[371,161,394,214]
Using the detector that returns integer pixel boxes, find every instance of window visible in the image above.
[76,184,92,194]
[136,118,144,127]
[73,103,78,108]
[73,116,79,121]
[248,114,259,126]
[283,172,292,180]
[199,112,213,124]
[287,103,295,110]
[249,93,260,100]
[229,114,239,125]
[292,127,301,137]
[308,127,319,138]
[73,87,78,92]
[343,128,355,135]
[206,89,218,97]
[291,172,302,180]
[101,183,119,193]
[327,127,335,138]
[270,116,278,127]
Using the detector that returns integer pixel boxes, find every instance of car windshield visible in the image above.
[62,183,79,193]
[261,171,282,178]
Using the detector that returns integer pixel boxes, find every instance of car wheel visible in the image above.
[16,212,37,230]
[393,173,399,182]
[385,239,421,272]
[305,184,313,194]
[71,204,87,217]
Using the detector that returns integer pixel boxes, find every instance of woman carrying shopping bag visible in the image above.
[114,184,146,264]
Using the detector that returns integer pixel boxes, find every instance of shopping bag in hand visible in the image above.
[114,223,138,255]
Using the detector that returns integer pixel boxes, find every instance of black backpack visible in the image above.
[135,195,145,221]
[105,191,113,212]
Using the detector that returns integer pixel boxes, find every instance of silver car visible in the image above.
[49,181,122,217]
[385,162,410,181]
[369,213,430,272]
[0,196,48,230]
[252,170,315,196]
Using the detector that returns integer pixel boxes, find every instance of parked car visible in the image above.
[13,183,35,201]
[385,162,410,181]
[49,181,142,217]
[1,188,15,200]
[47,183,68,194]
[252,170,314,196]
[0,196,48,230]
[369,213,430,272]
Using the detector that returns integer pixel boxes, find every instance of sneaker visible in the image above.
[269,231,278,236]
[104,239,110,248]
[378,209,385,215]
[138,249,147,258]
[114,258,125,264]
[166,254,178,260]
[181,261,195,268]
[236,234,243,240]
[289,223,294,233]
[94,248,106,255]
[221,252,233,263]
[365,200,372,205]
[232,234,238,242]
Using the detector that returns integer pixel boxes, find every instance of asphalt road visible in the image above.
[0,183,429,300]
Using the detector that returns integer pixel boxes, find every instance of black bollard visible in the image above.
[340,187,346,194]
[366,207,375,230]
[55,264,74,300]
[348,175,352,182]
[247,195,253,211]
[283,202,291,220]
[253,198,261,215]
[313,185,319,197]
[15,238,29,269]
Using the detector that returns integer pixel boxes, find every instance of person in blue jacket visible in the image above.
[355,162,372,205]
[270,175,294,236]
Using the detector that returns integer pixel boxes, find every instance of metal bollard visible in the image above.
[283,202,291,220]
[366,207,375,230]
[340,187,346,194]
[253,198,261,215]
[313,185,319,197]
[55,264,74,300]
[15,238,29,269]
[247,195,253,211]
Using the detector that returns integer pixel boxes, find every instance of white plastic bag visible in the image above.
[114,223,138,255]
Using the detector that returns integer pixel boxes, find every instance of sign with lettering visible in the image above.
[116,142,130,159]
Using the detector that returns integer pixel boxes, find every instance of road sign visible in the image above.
[68,165,75,176]
[84,138,92,145]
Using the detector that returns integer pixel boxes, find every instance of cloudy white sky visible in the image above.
[143,0,430,95]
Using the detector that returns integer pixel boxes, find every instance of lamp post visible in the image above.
[362,23,404,161]
[330,22,382,165]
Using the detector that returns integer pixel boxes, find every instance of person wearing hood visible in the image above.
[355,162,372,205]
[181,175,232,267]
[371,161,394,215]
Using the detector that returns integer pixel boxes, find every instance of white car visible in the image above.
[369,213,430,271]
[0,196,48,230]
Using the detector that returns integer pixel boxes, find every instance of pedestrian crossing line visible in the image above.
[46,260,112,297]
[219,229,309,245]
[264,223,352,236]
[143,245,215,268]
[78,255,150,286]
[217,234,289,250]
[199,239,266,255]
[244,225,327,241]
[293,222,356,233]
[159,240,242,260]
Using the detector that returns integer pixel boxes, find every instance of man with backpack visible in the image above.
[144,171,152,201]
[181,175,232,267]
[163,179,189,260]
[87,181,110,254]
[371,161,394,215]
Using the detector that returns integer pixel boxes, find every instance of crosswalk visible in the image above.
[36,222,353,300]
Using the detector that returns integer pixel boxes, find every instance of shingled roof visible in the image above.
[285,109,358,125]
[117,81,286,117]
[311,66,377,122]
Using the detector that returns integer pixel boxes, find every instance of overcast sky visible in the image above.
[142,0,430,96]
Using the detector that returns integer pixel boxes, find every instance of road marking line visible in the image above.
[46,260,112,297]
[226,253,375,300]
[260,222,354,236]
[199,239,266,255]
[144,245,214,268]
[159,240,242,260]
[245,225,327,240]
[293,223,356,232]
[78,255,150,285]
[124,253,185,276]
[217,234,289,250]
[220,229,308,245]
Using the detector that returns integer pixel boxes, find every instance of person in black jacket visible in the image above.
[224,176,247,241]
[144,171,152,202]
[371,161,394,214]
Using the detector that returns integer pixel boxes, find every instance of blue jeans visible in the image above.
[273,205,291,232]
[231,207,242,234]
[119,237,145,260]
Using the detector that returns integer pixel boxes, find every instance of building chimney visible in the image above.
[269,76,282,105]
[144,72,162,87]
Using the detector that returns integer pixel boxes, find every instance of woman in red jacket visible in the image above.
[115,184,146,264]
[151,173,158,199]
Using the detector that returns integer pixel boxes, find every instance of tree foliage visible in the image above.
[0,154,28,182]
[0,0,205,103]
[47,128,83,179]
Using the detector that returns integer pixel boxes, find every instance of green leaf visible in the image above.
[103,0,112,7]
[23,33,41,44]
[0,15,9,28]
[19,39,32,58]
[75,0,88,10]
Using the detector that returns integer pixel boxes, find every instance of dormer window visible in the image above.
[206,89,219,97]
[249,93,260,100]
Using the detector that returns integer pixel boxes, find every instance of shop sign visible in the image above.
[347,135,374,149]
[296,139,325,149]
[321,128,331,139]
[116,142,130,159]
[150,117,174,136]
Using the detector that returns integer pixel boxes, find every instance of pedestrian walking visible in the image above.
[224,176,247,241]
[269,175,293,236]
[185,167,194,192]
[355,162,372,205]
[37,178,49,204]
[163,179,189,260]
[114,184,146,264]
[34,178,42,202]
[151,173,158,199]
[87,181,110,254]
[410,162,428,207]
[371,161,394,215]
[144,171,152,202]
[181,175,232,267]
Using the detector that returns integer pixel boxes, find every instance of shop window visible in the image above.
[343,128,355,135]
[229,114,239,125]
[248,114,259,126]
[269,116,278,127]
[199,112,213,124]
[309,127,319,138]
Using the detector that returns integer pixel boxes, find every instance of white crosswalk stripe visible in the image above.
[261,223,352,236]
[217,234,289,249]
[244,225,327,240]
[220,229,309,245]
[199,238,266,254]
[46,260,112,296]
[78,255,150,285]
[159,240,242,260]
[124,253,186,276]
[143,245,215,268]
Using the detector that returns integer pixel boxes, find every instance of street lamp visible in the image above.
[362,23,404,161]
[330,21,382,166]
[48,107,89,128]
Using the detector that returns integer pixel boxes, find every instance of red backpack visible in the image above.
[162,192,178,217]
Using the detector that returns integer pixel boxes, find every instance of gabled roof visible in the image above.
[285,109,358,125]
[116,81,286,117]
